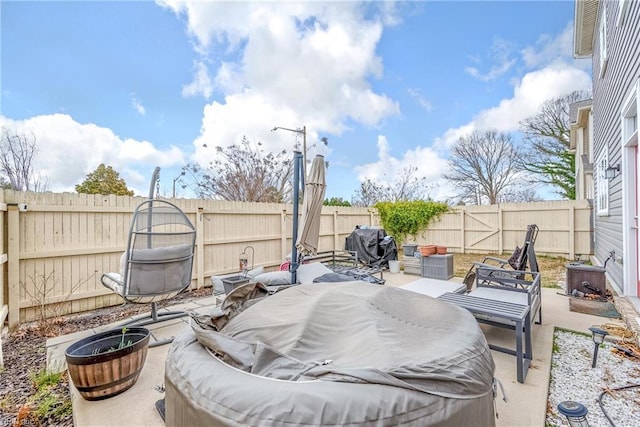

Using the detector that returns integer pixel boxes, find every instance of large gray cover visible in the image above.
[165,282,496,426]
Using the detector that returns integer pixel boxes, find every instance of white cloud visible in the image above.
[434,123,477,151]
[465,38,517,82]
[465,59,516,82]
[0,114,185,195]
[130,93,146,115]
[158,1,400,167]
[483,64,590,125]
[182,60,214,99]
[213,61,244,94]
[521,21,592,73]
[157,0,257,52]
[521,22,573,69]
[407,88,433,112]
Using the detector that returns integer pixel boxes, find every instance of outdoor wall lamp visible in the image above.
[557,401,589,427]
[588,326,609,368]
[605,163,620,179]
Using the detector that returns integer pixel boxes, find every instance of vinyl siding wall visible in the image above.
[592,0,640,293]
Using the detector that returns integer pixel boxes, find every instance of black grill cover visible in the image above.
[344,227,397,268]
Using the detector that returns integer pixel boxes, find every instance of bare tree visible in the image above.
[445,130,523,205]
[498,187,542,203]
[519,90,591,200]
[0,127,48,191]
[351,165,431,207]
[185,136,294,202]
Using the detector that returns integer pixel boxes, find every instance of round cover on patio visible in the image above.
[164,282,496,426]
[295,154,327,256]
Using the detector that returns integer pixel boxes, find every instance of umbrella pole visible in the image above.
[290,151,303,284]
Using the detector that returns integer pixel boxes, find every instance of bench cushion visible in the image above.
[469,287,528,306]
[401,278,466,298]
[297,262,333,284]
[252,271,292,286]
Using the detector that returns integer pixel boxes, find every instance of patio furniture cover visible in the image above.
[345,227,398,268]
[295,154,327,256]
[164,281,496,426]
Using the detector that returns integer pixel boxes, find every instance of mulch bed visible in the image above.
[0,287,212,427]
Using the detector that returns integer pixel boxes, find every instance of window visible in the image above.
[596,149,609,215]
[617,0,630,26]
[599,4,608,78]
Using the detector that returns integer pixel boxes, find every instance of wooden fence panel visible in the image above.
[416,200,592,258]
[1,190,592,325]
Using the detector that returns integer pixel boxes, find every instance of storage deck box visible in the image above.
[565,263,606,296]
[403,256,421,275]
[402,244,418,257]
[421,254,454,280]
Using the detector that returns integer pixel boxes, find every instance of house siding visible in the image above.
[592,0,640,293]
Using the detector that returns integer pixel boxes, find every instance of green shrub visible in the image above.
[375,200,449,245]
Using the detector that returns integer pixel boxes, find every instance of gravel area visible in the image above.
[547,328,640,427]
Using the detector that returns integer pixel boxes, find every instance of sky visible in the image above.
[0,0,592,202]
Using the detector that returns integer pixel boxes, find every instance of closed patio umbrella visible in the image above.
[295,155,327,256]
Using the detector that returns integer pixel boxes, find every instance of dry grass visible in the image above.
[451,252,567,288]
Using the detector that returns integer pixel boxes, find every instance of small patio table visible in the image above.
[437,291,532,383]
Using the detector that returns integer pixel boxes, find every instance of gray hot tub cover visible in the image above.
[165,281,496,426]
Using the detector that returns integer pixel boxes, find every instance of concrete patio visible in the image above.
[46,271,629,427]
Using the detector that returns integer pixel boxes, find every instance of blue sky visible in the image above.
[1,0,591,201]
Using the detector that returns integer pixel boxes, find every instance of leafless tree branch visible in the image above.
[0,127,48,191]
[445,129,526,204]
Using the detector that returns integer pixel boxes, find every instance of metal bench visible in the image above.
[437,267,541,383]
[438,292,531,383]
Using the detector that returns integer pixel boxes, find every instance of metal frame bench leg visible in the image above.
[515,319,525,383]
[524,312,533,361]
[515,317,533,384]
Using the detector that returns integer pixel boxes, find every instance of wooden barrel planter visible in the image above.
[65,327,151,401]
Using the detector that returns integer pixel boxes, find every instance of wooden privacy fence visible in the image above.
[2,191,378,326]
[0,191,592,327]
[411,200,593,259]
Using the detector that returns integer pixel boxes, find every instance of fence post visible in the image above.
[569,204,576,260]
[7,205,20,328]
[460,209,466,253]
[333,210,339,251]
[498,204,504,254]
[196,207,204,289]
